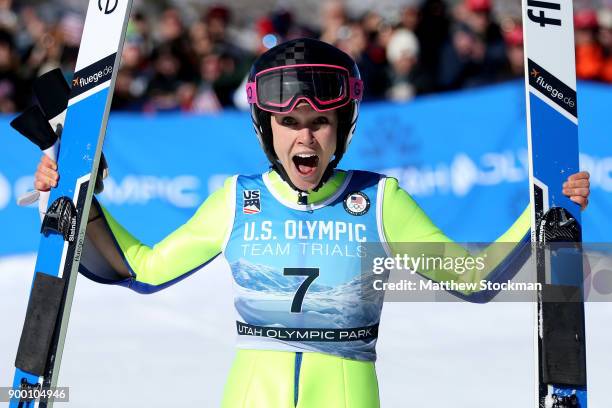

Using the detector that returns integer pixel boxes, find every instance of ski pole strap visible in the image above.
[236,321,379,342]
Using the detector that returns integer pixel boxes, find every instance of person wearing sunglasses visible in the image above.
[34,38,590,407]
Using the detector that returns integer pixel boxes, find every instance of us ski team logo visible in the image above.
[243,190,261,214]
[343,192,370,216]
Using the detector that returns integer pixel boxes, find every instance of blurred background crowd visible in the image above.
[0,0,611,113]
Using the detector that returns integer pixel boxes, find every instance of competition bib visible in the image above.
[224,170,388,361]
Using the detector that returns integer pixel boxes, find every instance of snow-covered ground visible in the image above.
[1,254,611,407]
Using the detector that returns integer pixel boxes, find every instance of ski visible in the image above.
[522,1,587,407]
[9,1,132,407]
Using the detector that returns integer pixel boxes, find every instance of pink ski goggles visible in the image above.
[246,64,363,113]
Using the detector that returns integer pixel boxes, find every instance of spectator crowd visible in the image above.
[0,0,611,114]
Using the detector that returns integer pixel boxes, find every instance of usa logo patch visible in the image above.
[343,192,370,216]
[243,190,261,214]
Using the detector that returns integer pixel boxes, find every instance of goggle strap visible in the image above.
[255,63,349,77]
[349,78,364,101]
[246,82,257,104]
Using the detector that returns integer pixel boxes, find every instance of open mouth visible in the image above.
[292,153,319,176]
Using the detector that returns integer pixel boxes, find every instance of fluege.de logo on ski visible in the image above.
[530,67,575,109]
[69,53,117,98]
[527,59,577,117]
[72,65,114,90]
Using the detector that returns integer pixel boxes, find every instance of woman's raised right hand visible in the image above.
[34,155,59,191]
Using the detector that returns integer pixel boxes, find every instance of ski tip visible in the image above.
[33,68,70,119]
[10,105,58,150]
